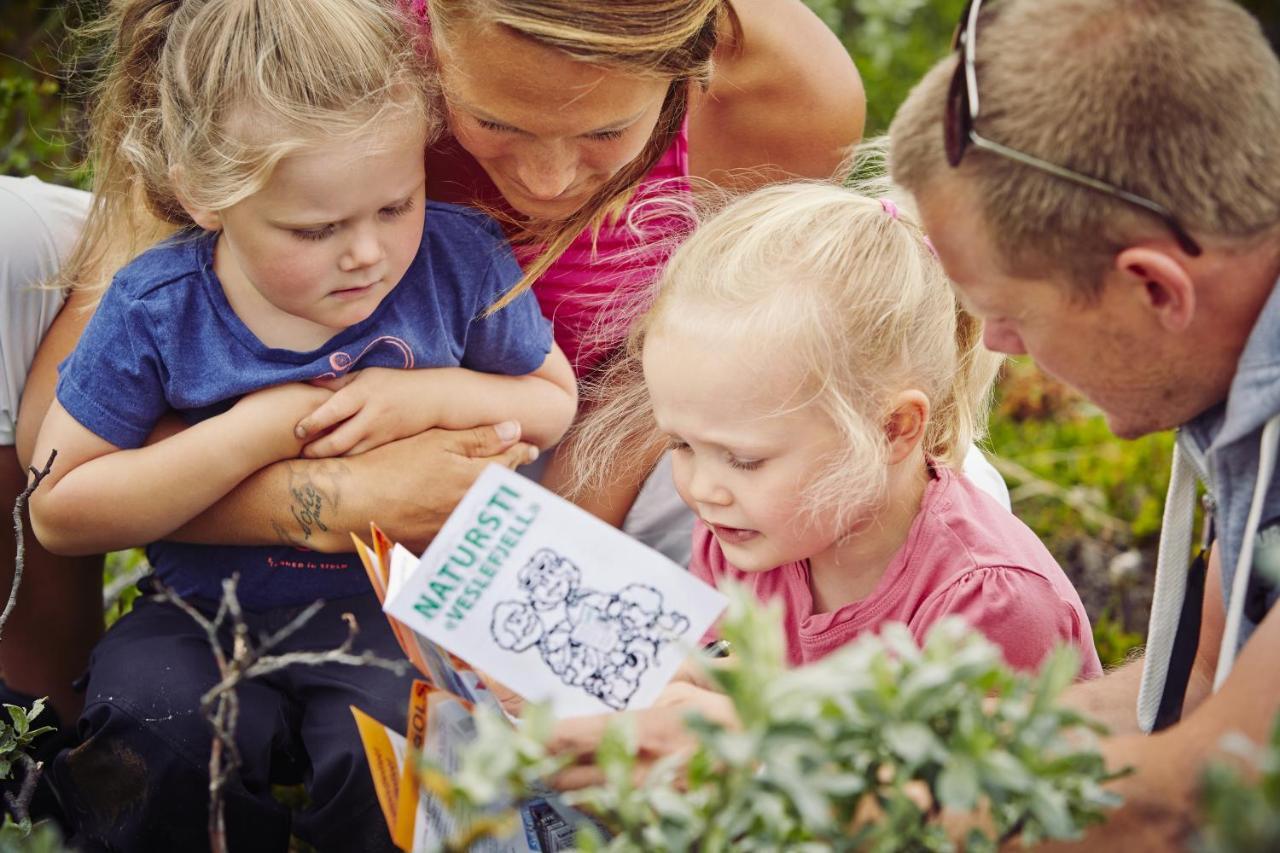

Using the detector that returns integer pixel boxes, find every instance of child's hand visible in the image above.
[546,681,738,791]
[295,368,438,458]
[230,382,334,462]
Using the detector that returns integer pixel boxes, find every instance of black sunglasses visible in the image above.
[944,0,1203,257]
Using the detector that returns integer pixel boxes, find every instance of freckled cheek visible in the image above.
[248,253,330,303]
[451,124,512,167]
[586,139,647,183]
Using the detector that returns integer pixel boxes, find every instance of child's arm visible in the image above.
[294,342,577,457]
[29,382,330,555]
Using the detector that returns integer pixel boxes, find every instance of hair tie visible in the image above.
[879,198,900,220]
[922,235,940,260]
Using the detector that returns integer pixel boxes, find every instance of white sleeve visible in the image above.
[962,444,1011,510]
[0,176,90,445]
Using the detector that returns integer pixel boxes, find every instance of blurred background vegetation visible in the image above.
[3,0,1278,667]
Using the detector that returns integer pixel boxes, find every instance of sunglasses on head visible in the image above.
[943,0,1202,257]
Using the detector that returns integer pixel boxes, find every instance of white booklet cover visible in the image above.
[383,465,727,718]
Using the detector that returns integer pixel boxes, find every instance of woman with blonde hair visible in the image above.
[18,0,863,552]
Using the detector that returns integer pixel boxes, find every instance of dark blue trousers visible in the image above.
[48,584,414,852]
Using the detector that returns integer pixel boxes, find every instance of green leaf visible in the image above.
[5,703,28,736]
[883,721,943,766]
[937,757,980,811]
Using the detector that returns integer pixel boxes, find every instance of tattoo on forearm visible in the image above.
[273,461,347,548]
[289,485,328,540]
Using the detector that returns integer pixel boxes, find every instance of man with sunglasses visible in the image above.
[891,0,1280,846]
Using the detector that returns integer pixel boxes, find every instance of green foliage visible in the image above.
[0,818,67,853]
[0,700,55,784]
[1196,716,1280,853]
[0,700,68,853]
[0,1,89,186]
[1090,612,1144,672]
[804,0,965,136]
[430,586,1121,851]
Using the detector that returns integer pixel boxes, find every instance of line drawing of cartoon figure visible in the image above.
[489,549,691,710]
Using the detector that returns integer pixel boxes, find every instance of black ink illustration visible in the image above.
[490,549,691,710]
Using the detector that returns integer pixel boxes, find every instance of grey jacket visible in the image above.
[1183,277,1280,650]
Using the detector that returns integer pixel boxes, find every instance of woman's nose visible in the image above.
[515,144,577,200]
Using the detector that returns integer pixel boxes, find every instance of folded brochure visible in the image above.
[379,464,727,719]
[349,465,727,849]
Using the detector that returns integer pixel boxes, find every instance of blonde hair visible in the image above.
[569,180,1002,521]
[65,0,435,294]
[889,0,1280,301]
[424,0,731,311]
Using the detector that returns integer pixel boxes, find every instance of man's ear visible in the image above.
[1115,246,1196,332]
[169,165,221,232]
[884,390,930,465]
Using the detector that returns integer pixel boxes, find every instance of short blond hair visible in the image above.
[890,0,1280,299]
[67,0,434,294]
[568,181,1002,522]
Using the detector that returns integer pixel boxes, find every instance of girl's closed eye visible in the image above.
[667,436,691,453]
[292,224,335,242]
[379,198,415,219]
[727,454,763,472]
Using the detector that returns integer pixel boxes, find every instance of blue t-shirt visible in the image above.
[57,202,552,610]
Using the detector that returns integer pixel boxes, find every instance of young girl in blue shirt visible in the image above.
[28,0,574,848]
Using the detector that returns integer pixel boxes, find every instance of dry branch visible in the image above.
[0,449,56,646]
[152,576,409,852]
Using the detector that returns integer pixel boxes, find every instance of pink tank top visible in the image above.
[516,128,692,375]
[409,2,693,375]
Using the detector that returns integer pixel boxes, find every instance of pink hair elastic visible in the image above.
[879,198,900,219]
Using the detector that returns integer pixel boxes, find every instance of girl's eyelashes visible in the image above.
[292,225,334,242]
[587,128,626,141]
[379,198,415,219]
[668,436,763,472]
[289,198,413,241]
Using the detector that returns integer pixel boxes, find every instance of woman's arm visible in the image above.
[171,423,538,553]
[296,344,578,456]
[15,285,94,468]
[28,383,328,555]
[18,285,539,555]
[688,0,866,187]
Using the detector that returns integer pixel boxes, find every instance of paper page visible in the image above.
[385,465,727,719]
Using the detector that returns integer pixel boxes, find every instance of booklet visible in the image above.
[350,466,725,850]
[380,465,727,719]
[352,681,577,852]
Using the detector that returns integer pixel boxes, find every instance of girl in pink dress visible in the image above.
[571,181,1102,677]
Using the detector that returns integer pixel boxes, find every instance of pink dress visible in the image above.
[691,465,1104,679]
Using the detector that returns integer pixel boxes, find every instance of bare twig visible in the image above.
[151,576,408,853]
[1,449,56,646]
[102,560,153,612]
[2,752,42,826]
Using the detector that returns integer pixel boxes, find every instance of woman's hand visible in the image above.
[169,421,538,553]
[546,680,739,791]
